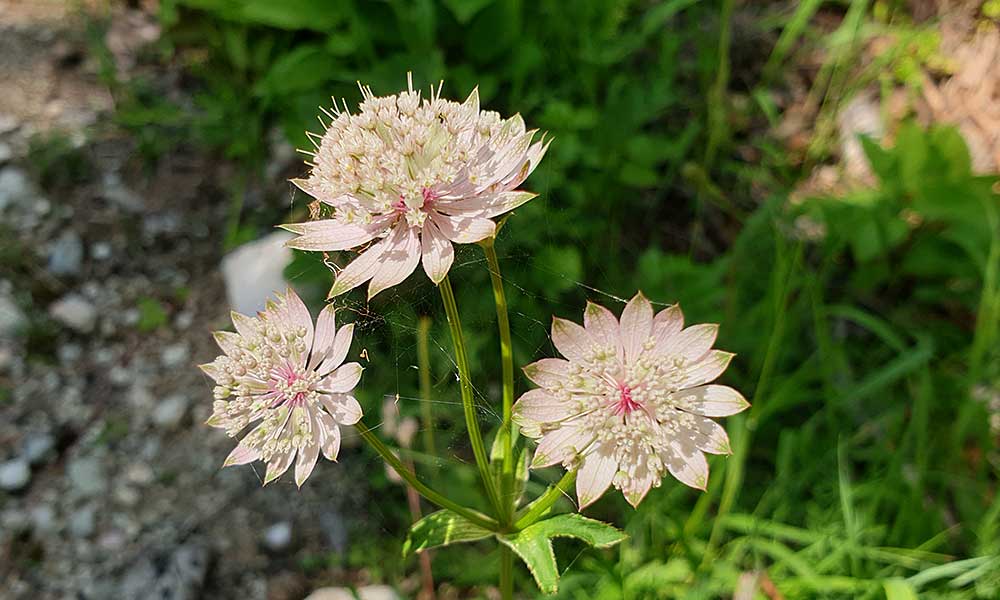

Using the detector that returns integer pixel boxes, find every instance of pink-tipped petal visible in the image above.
[619,292,654,363]
[294,443,321,487]
[583,301,621,353]
[320,393,363,425]
[522,358,573,388]
[282,288,314,352]
[673,385,749,417]
[281,219,381,251]
[223,444,260,467]
[317,324,355,375]
[431,212,496,243]
[367,225,421,300]
[420,218,454,284]
[328,235,391,298]
[551,317,597,362]
[318,363,363,394]
[309,304,338,369]
[576,444,618,509]
[650,304,684,349]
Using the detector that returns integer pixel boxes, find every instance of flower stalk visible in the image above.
[514,470,577,530]
[439,276,505,519]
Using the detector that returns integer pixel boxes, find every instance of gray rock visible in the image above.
[221,231,294,314]
[0,166,31,211]
[101,173,143,212]
[69,504,96,538]
[91,241,112,261]
[357,586,401,600]
[0,458,31,491]
[67,456,106,497]
[29,505,57,533]
[147,542,210,600]
[305,587,400,600]
[152,393,189,429]
[48,230,84,276]
[0,142,12,164]
[263,521,292,551]
[49,294,97,333]
[57,343,83,364]
[160,343,189,368]
[22,432,55,465]
[0,293,26,338]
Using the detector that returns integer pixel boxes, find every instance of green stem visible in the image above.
[500,546,514,599]
[354,420,498,531]
[439,276,505,518]
[482,241,516,522]
[416,316,437,457]
[514,470,577,530]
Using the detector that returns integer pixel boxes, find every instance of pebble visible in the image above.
[67,456,106,497]
[91,241,112,261]
[0,293,26,338]
[221,231,293,314]
[48,230,84,276]
[69,504,97,538]
[30,505,57,533]
[305,587,400,600]
[0,166,31,211]
[0,142,12,164]
[152,393,190,428]
[0,458,31,491]
[160,342,189,368]
[58,343,83,364]
[49,294,97,333]
[263,521,292,551]
[22,432,55,465]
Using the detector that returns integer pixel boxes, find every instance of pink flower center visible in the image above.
[614,383,641,416]
[393,187,437,213]
[267,361,313,408]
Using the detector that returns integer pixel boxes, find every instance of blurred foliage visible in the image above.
[108,0,1000,597]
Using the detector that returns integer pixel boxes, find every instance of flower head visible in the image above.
[283,75,549,299]
[513,293,749,508]
[201,288,363,487]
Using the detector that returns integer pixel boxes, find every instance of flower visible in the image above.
[513,293,749,508]
[201,288,363,487]
[282,75,549,299]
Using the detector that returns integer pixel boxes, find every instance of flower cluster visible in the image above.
[283,76,549,299]
[513,293,749,508]
[201,289,363,487]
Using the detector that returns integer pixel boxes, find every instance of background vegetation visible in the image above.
[104,0,1000,597]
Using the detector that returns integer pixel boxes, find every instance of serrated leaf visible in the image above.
[402,510,492,558]
[498,514,627,594]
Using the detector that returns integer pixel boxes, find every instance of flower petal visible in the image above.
[431,212,496,243]
[264,448,296,485]
[282,287,314,352]
[551,317,597,362]
[318,363,363,394]
[420,218,454,284]
[213,331,242,357]
[576,443,618,509]
[230,311,258,338]
[583,301,621,354]
[669,409,732,455]
[328,233,392,298]
[531,421,594,468]
[512,389,576,426]
[667,323,719,364]
[294,443,320,488]
[677,350,734,388]
[281,219,381,251]
[368,225,421,299]
[309,304,338,370]
[663,439,709,490]
[522,358,572,388]
[223,443,260,467]
[317,324,355,376]
[317,411,342,460]
[320,393,363,425]
[650,304,684,350]
[673,385,749,417]
[620,292,654,363]
[436,191,538,218]
[622,447,658,507]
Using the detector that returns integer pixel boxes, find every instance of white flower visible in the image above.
[282,75,549,299]
[201,288,362,487]
[513,293,749,508]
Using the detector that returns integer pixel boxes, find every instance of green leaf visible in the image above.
[883,578,919,600]
[498,514,627,594]
[402,510,492,558]
[442,0,494,24]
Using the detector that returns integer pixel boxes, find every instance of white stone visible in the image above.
[48,230,84,276]
[160,343,190,368]
[0,293,26,338]
[49,294,97,333]
[67,456,105,497]
[0,459,30,491]
[221,231,294,315]
[0,166,31,211]
[263,521,292,551]
[152,394,189,428]
[22,433,54,465]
